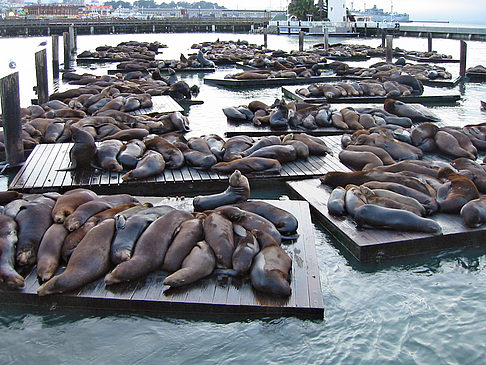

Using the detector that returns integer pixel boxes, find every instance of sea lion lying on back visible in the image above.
[193,170,250,211]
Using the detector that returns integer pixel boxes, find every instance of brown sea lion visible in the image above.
[203,212,235,269]
[0,215,24,289]
[36,223,70,282]
[193,170,250,211]
[211,157,281,175]
[436,167,480,213]
[356,133,423,161]
[0,191,22,205]
[384,99,440,122]
[231,230,259,276]
[440,127,477,158]
[244,144,297,163]
[144,135,184,169]
[373,160,440,178]
[162,218,204,272]
[58,126,98,170]
[51,188,99,224]
[223,135,254,161]
[282,133,331,155]
[451,157,486,193]
[344,184,367,217]
[95,139,124,172]
[460,196,486,228]
[410,122,439,150]
[339,149,383,171]
[37,219,116,296]
[240,136,281,157]
[121,150,165,181]
[354,204,442,234]
[100,128,149,142]
[360,186,426,216]
[345,144,396,165]
[359,186,424,216]
[250,232,292,297]
[163,240,216,287]
[435,130,475,160]
[104,209,193,285]
[175,142,217,169]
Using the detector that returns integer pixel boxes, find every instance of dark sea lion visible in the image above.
[327,186,347,216]
[203,212,235,269]
[460,196,486,228]
[43,122,65,143]
[36,223,69,282]
[95,139,123,172]
[117,139,146,169]
[269,100,292,128]
[62,202,139,262]
[121,150,165,181]
[356,133,423,161]
[37,219,116,296]
[440,127,477,158]
[216,206,282,245]
[355,204,442,234]
[100,128,149,142]
[359,186,424,216]
[104,209,193,285]
[451,157,486,193]
[193,170,250,211]
[187,137,212,155]
[58,126,97,171]
[144,135,184,169]
[435,130,475,160]
[235,201,299,239]
[111,205,175,264]
[63,194,138,232]
[250,234,292,297]
[223,135,254,161]
[51,188,99,224]
[345,144,396,165]
[163,240,216,287]
[384,99,440,122]
[231,230,259,276]
[45,108,86,119]
[344,185,367,217]
[162,218,204,272]
[211,157,281,175]
[339,149,383,171]
[411,122,439,149]
[360,186,426,217]
[373,160,439,178]
[223,107,248,122]
[0,191,22,205]
[202,134,225,160]
[175,142,217,169]
[244,144,297,163]
[0,215,24,289]
[282,133,331,155]
[436,167,480,213]
[282,140,310,160]
[169,111,190,132]
[240,136,281,157]
[15,199,55,267]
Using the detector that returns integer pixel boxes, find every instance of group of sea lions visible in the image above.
[0,174,297,298]
[77,41,166,61]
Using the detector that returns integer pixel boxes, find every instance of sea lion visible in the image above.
[187,137,213,155]
[344,184,367,217]
[435,130,475,160]
[240,136,281,157]
[95,139,124,172]
[344,144,396,165]
[372,160,440,178]
[215,206,282,245]
[359,186,424,216]
[282,133,331,156]
[360,186,426,216]
[244,144,297,163]
[436,167,480,213]
[0,191,22,205]
[231,230,259,276]
[339,149,383,171]
[42,122,65,143]
[440,127,477,158]
[203,212,235,269]
[410,122,439,151]
[37,219,116,296]
[0,215,24,289]
[235,201,299,239]
[202,134,225,160]
[282,140,310,160]
[163,240,216,288]
[327,186,347,216]
[355,133,423,161]
[193,170,250,211]
[354,204,442,234]
[250,233,292,297]
[100,128,149,142]
[384,99,440,122]
[451,157,486,193]
[51,188,99,224]
[162,218,204,272]
[58,126,97,170]
[269,99,293,128]
[15,198,55,267]
[117,139,146,169]
[36,223,69,282]
[222,135,254,161]
[460,196,486,228]
[122,150,165,181]
[104,209,193,285]
[111,205,175,264]
[144,135,184,169]
[211,157,281,175]
[175,142,217,169]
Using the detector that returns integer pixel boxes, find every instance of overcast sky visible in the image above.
[196,0,486,25]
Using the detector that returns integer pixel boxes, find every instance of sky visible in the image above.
[191,0,486,25]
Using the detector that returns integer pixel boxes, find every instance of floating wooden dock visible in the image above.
[282,86,461,104]
[8,139,345,194]
[0,198,324,319]
[401,54,460,63]
[204,75,343,88]
[225,123,350,138]
[466,72,486,82]
[286,179,486,263]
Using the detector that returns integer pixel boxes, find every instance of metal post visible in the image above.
[460,40,467,78]
[52,35,59,79]
[428,32,433,52]
[299,31,304,51]
[0,72,24,165]
[35,49,48,105]
[324,27,329,51]
[386,35,393,63]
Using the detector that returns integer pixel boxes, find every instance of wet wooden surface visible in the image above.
[0,198,324,319]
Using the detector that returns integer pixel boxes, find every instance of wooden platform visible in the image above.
[0,198,323,319]
[402,54,460,63]
[225,123,350,137]
[8,139,345,194]
[286,179,486,263]
[282,86,461,105]
[76,57,130,64]
[204,75,343,88]
[130,95,184,115]
[107,67,216,75]
[466,72,486,82]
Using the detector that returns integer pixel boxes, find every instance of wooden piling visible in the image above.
[0,72,24,165]
[52,35,59,79]
[460,40,467,78]
[323,27,329,51]
[34,49,48,105]
[263,26,268,48]
[381,30,386,48]
[299,31,304,51]
[386,35,393,63]
[427,32,433,52]
[69,24,76,53]
[63,31,71,71]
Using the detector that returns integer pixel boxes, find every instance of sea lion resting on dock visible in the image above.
[436,167,480,213]
[193,170,250,211]
[460,196,486,228]
[36,223,70,282]
[51,188,99,224]
[58,126,98,171]
[211,157,282,175]
[0,215,24,289]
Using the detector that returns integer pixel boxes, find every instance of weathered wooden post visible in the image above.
[69,24,76,54]
[381,30,386,48]
[0,72,24,165]
[52,35,59,79]
[263,26,268,48]
[427,32,433,52]
[324,27,329,51]
[386,35,393,63]
[460,40,467,78]
[63,31,71,71]
[299,31,304,51]
[35,49,48,105]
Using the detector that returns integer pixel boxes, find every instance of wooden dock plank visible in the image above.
[0,199,323,318]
